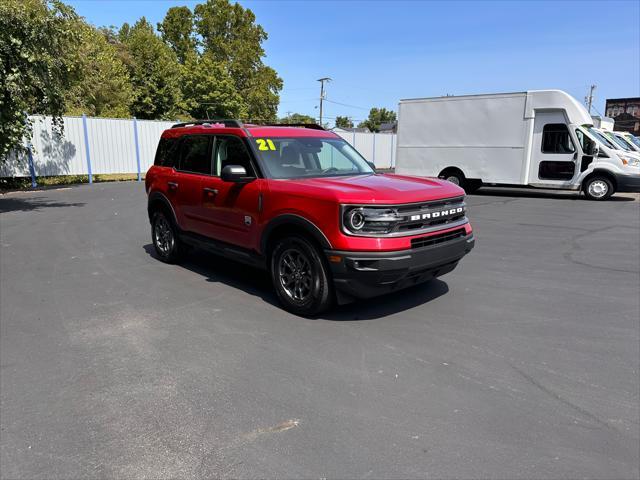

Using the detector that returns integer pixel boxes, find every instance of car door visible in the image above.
[196,135,264,249]
[529,112,578,186]
[172,135,214,232]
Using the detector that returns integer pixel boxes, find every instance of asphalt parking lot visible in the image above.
[1,182,639,479]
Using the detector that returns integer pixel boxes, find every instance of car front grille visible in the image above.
[392,197,466,233]
[411,228,467,249]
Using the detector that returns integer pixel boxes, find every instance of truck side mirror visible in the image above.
[221,165,255,183]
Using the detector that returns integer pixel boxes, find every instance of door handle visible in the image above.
[203,187,219,197]
[167,181,178,191]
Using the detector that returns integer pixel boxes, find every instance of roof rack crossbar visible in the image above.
[171,119,244,129]
[249,122,325,131]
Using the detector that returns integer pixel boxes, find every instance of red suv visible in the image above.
[146,120,474,315]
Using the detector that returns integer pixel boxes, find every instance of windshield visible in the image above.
[615,133,639,151]
[627,134,640,149]
[253,137,374,179]
[586,127,618,149]
[603,131,631,151]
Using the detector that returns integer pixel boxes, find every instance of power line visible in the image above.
[323,98,370,111]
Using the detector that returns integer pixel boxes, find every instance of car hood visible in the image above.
[271,173,465,204]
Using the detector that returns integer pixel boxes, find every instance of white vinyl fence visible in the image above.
[1,116,397,183]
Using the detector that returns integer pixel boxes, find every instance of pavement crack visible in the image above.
[509,363,622,435]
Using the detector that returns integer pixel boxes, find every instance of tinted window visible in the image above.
[179,136,212,174]
[542,124,575,154]
[214,136,254,176]
[154,137,178,167]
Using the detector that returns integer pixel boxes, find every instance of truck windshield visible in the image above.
[627,135,640,149]
[252,137,374,179]
[586,127,618,150]
[603,131,632,151]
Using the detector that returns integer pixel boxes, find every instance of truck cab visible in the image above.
[396,90,640,200]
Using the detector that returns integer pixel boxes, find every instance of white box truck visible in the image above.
[395,90,640,199]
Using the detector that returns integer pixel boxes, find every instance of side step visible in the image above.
[179,232,267,270]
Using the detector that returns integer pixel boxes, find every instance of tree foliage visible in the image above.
[0,0,283,162]
[358,108,397,133]
[64,22,132,117]
[279,113,317,124]
[0,0,79,160]
[157,7,195,64]
[335,116,354,129]
[119,18,183,119]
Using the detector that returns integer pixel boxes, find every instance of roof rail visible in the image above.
[171,119,243,129]
[250,122,325,131]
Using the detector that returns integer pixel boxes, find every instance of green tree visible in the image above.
[181,53,246,119]
[157,7,195,64]
[279,113,317,124]
[121,18,184,119]
[0,0,79,161]
[335,116,354,129]
[358,107,397,133]
[192,0,282,120]
[64,22,133,117]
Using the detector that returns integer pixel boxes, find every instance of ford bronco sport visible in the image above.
[146,120,474,315]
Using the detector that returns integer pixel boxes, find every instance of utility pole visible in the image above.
[585,84,596,114]
[317,77,331,125]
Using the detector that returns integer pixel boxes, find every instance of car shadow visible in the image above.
[473,187,636,202]
[143,244,449,320]
[0,196,86,213]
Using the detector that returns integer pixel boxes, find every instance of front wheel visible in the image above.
[583,176,614,200]
[270,236,333,316]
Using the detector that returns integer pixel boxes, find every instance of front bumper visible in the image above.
[326,232,475,303]
[615,173,640,193]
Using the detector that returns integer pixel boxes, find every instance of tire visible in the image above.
[441,171,465,188]
[151,210,184,263]
[583,176,614,201]
[464,179,482,194]
[270,236,333,316]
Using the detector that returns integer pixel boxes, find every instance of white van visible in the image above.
[395,90,640,200]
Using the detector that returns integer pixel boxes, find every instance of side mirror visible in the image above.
[592,143,600,157]
[221,165,254,183]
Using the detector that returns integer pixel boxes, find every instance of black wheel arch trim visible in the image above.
[260,214,332,254]
[147,191,180,227]
[583,169,618,189]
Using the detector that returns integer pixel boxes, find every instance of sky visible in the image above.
[66,0,640,124]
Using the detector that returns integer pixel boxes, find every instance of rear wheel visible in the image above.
[583,176,614,200]
[442,170,465,187]
[270,236,333,316]
[151,210,184,263]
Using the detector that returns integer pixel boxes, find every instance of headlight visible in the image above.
[343,207,399,234]
[620,155,640,167]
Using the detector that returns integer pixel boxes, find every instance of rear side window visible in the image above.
[542,124,575,154]
[154,137,178,167]
[178,135,212,174]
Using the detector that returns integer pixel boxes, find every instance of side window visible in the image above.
[154,137,177,167]
[214,136,255,176]
[178,135,212,174]
[575,129,597,156]
[542,124,575,154]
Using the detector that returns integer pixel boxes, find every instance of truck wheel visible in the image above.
[151,210,184,263]
[465,179,482,194]
[442,171,465,187]
[583,176,614,200]
[270,236,333,316]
